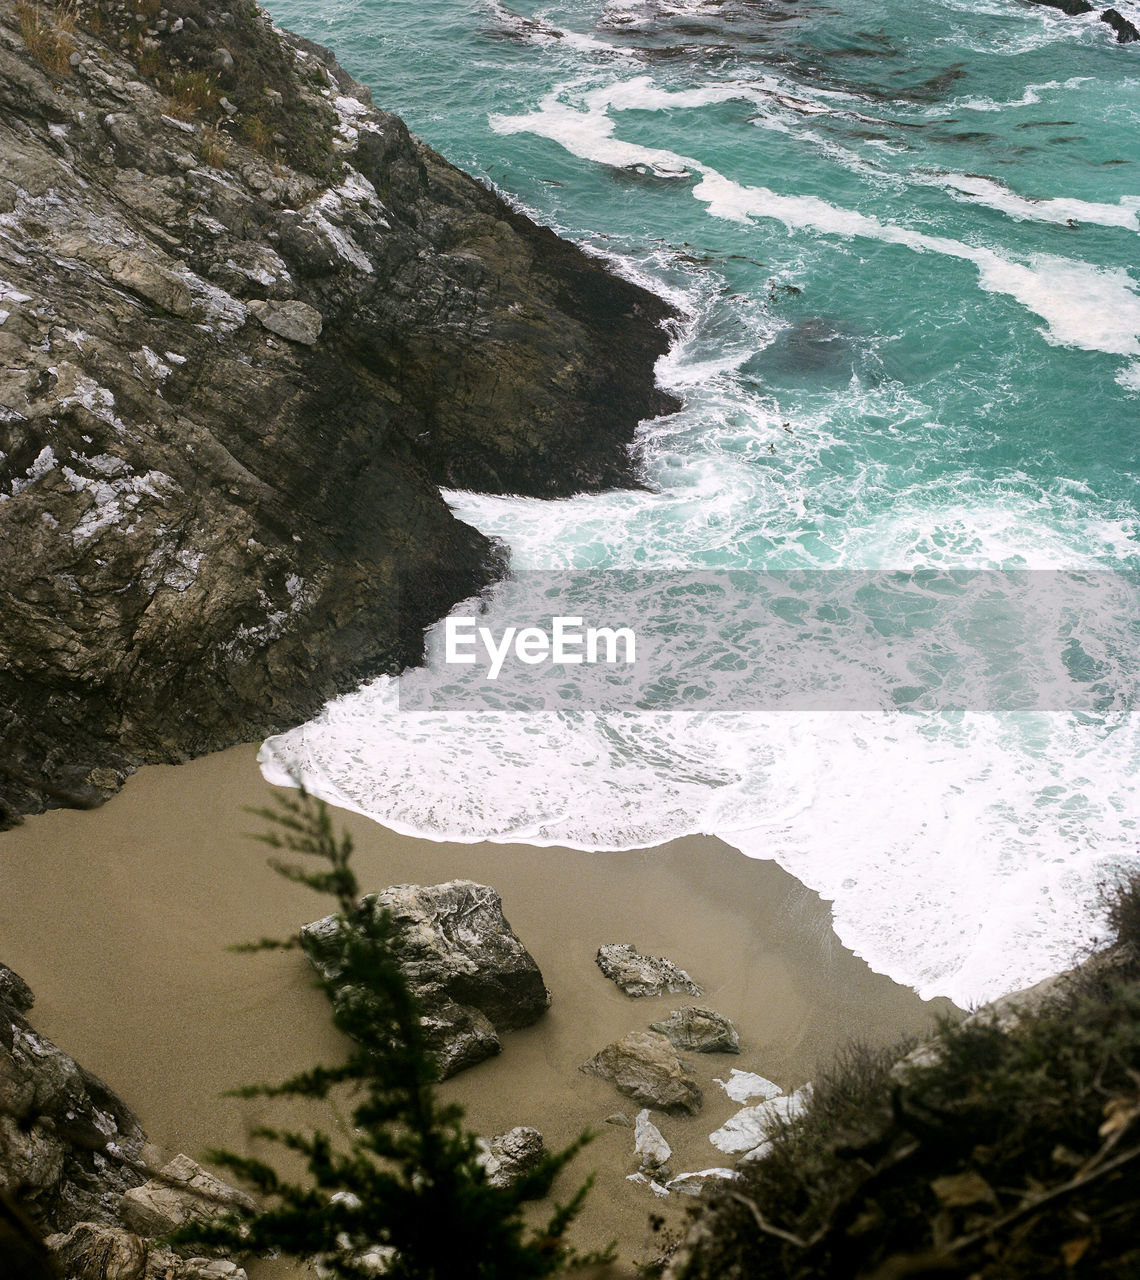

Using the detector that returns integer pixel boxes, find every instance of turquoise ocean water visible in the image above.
[261,0,1140,1005]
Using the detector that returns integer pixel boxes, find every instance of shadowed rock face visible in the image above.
[0,0,678,825]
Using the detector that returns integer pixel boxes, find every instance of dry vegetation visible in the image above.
[15,0,77,75]
[663,875,1140,1280]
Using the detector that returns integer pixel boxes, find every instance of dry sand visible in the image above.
[0,743,957,1271]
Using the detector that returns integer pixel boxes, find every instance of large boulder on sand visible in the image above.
[302,881,551,1078]
[581,1031,703,1115]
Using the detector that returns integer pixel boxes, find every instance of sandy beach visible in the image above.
[0,743,956,1270]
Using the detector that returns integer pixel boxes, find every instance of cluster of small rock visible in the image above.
[578,942,807,1201]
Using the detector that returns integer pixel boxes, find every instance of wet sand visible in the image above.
[0,743,956,1270]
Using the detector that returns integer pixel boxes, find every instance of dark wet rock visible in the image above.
[580,1031,703,1115]
[477,1126,546,1192]
[0,975,146,1233]
[1026,0,1095,14]
[45,1221,147,1280]
[301,881,551,1078]
[0,1,678,826]
[1024,0,1140,39]
[119,1154,255,1243]
[0,962,35,1014]
[596,943,703,999]
[1102,7,1140,40]
[649,1006,740,1054]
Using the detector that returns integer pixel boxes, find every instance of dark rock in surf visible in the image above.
[1101,7,1140,40]
[301,880,551,1078]
[1025,0,1095,14]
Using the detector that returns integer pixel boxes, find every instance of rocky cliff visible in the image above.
[0,0,678,825]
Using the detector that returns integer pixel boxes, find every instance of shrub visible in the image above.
[167,69,220,120]
[196,123,229,170]
[670,875,1140,1280]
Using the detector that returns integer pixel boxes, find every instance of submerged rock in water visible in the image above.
[596,944,703,999]
[581,1031,703,1115]
[301,880,551,1078]
[0,2,678,826]
[649,1006,740,1054]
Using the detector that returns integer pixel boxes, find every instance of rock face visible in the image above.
[1101,7,1140,40]
[45,1221,148,1280]
[596,944,703,999]
[301,880,551,1078]
[649,1007,740,1054]
[0,0,678,826]
[0,962,35,1014]
[0,965,147,1233]
[119,1153,256,1241]
[580,1031,703,1115]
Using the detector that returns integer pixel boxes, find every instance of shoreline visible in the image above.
[0,742,957,1268]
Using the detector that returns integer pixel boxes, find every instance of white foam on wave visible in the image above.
[491,78,1140,360]
[937,75,1093,114]
[918,172,1140,232]
[263,465,1140,1007]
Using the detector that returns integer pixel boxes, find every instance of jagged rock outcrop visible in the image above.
[1025,0,1140,41]
[0,965,251,1276]
[301,880,551,1078]
[119,1153,256,1242]
[0,963,147,1233]
[596,943,703,999]
[0,0,678,826]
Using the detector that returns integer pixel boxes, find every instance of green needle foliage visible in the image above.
[175,788,607,1279]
